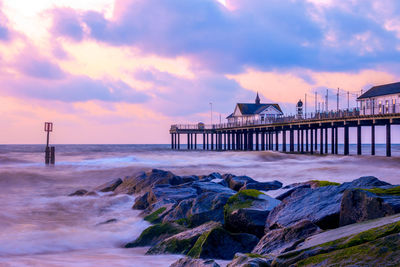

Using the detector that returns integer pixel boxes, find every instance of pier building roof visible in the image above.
[358,82,400,99]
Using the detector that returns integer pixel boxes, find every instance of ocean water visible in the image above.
[0,144,400,267]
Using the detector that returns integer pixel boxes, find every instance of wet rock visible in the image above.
[228,176,257,191]
[181,175,199,183]
[240,181,283,191]
[339,189,400,226]
[147,221,221,255]
[132,192,150,210]
[252,220,321,256]
[210,178,228,187]
[224,190,280,237]
[95,178,123,192]
[125,222,186,248]
[266,176,392,230]
[114,169,184,195]
[68,189,88,196]
[273,184,311,201]
[192,181,235,195]
[227,253,273,267]
[187,226,259,260]
[96,218,118,225]
[147,184,198,207]
[170,257,220,267]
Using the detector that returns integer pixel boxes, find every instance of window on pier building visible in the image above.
[386,100,389,113]
[379,101,382,114]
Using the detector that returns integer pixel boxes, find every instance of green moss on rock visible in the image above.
[125,222,185,248]
[144,207,166,223]
[310,180,340,187]
[186,229,213,258]
[224,189,264,216]
[363,186,400,196]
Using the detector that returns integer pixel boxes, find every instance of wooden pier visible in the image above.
[170,112,400,157]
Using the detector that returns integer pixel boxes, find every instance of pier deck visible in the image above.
[170,112,400,157]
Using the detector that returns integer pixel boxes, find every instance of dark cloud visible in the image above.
[50,8,84,41]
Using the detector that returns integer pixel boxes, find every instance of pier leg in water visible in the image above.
[187,134,190,150]
[203,133,206,150]
[331,127,334,154]
[270,131,274,150]
[314,128,318,150]
[256,131,259,151]
[171,134,174,149]
[320,128,323,155]
[386,123,391,157]
[325,127,328,153]
[195,134,197,150]
[344,125,349,155]
[357,125,362,155]
[310,128,314,154]
[211,133,214,150]
[206,133,209,150]
[282,130,286,152]
[275,130,279,151]
[335,127,338,154]
[301,129,304,153]
[289,129,294,152]
[297,129,300,152]
[371,125,375,155]
[261,131,265,150]
[305,129,309,152]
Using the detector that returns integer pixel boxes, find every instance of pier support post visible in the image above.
[255,131,259,151]
[187,134,190,150]
[203,133,206,150]
[331,127,334,154]
[249,130,254,151]
[371,125,375,155]
[301,129,304,153]
[310,128,314,154]
[386,123,391,157]
[261,131,265,151]
[195,134,197,150]
[283,130,286,152]
[325,127,328,153]
[297,129,300,152]
[275,131,279,151]
[289,129,294,152]
[314,128,318,150]
[344,125,349,155]
[224,132,227,150]
[244,130,248,151]
[191,134,194,150]
[357,125,362,155]
[211,133,214,150]
[334,127,338,154]
[171,134,174,149]
[270,131,274,150]
[227,132,230,150]
[178,134,180,150]
[206,133,209,150]
[320,128,324,155]
[306,129,309,152]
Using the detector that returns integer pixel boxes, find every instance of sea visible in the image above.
[1,144,400,267]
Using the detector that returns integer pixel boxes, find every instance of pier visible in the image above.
[170,111,400,157]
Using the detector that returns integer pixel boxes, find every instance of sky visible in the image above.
[1,0,400,144]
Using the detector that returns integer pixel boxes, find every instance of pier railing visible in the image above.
[171,108,364,131]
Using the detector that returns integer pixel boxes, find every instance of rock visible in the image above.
[96,218,117,225]
[266,176,392,230]
[181,175,199,183]
[68,189,88,196]
[147,221,221,255]
[275,218,400,266]
[240,181,282,191]
[187,226,259,260]
[252,220,321,256]
[224,190,280,237]
[228,176,257,191]
[114,169,184,195]
[95,178,122,192]
[170,257,220,267]
[339,189,400,226]
[132,192,150,210]
[210,178,228,187]
[192,181,235,195]
[125,222,186,248]
[273,184,311,201]
[147,184,198,207]
[227,253,273,267]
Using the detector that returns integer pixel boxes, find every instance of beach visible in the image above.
[1,144,400,266]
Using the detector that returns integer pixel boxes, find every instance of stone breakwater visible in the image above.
[70,169,400,267]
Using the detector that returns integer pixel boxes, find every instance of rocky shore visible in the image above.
[70,169,400,266]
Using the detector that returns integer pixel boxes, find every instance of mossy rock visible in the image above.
[363,186,400,196]
[309,180,340,187]
[125,222,186,248]
[224,189,264,216]
[144,207,167,223]
[276,220,400,266]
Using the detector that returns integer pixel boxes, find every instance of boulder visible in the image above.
[266,176,392,230]
[240,181,282,191]
[68,189,88,196]
[339,189,400,226]
[227,253,273,267]
[125,222,186,248]
[170,257,220,267]
[114,169,184,195]
[147,221,221,255]
[95,178,122,192]
[224,190,280,237]
[228,176,257,191]
[187,226,259,260]
[147,184,198,207]
[191,181,235,195]
[252,220,321,256]
[132,192,150,210]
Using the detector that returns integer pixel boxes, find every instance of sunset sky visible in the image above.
[1,0,400,144]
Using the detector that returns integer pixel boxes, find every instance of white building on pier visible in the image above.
[357,82,400,115]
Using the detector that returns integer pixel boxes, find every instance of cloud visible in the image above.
[48,0,400,73]
[15,53,66,80]
[50,7,85,41]
[0,2,11,41]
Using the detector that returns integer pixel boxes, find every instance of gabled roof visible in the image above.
[358,82,400,99]
[236,103,283,115]
[226,113,234,119]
